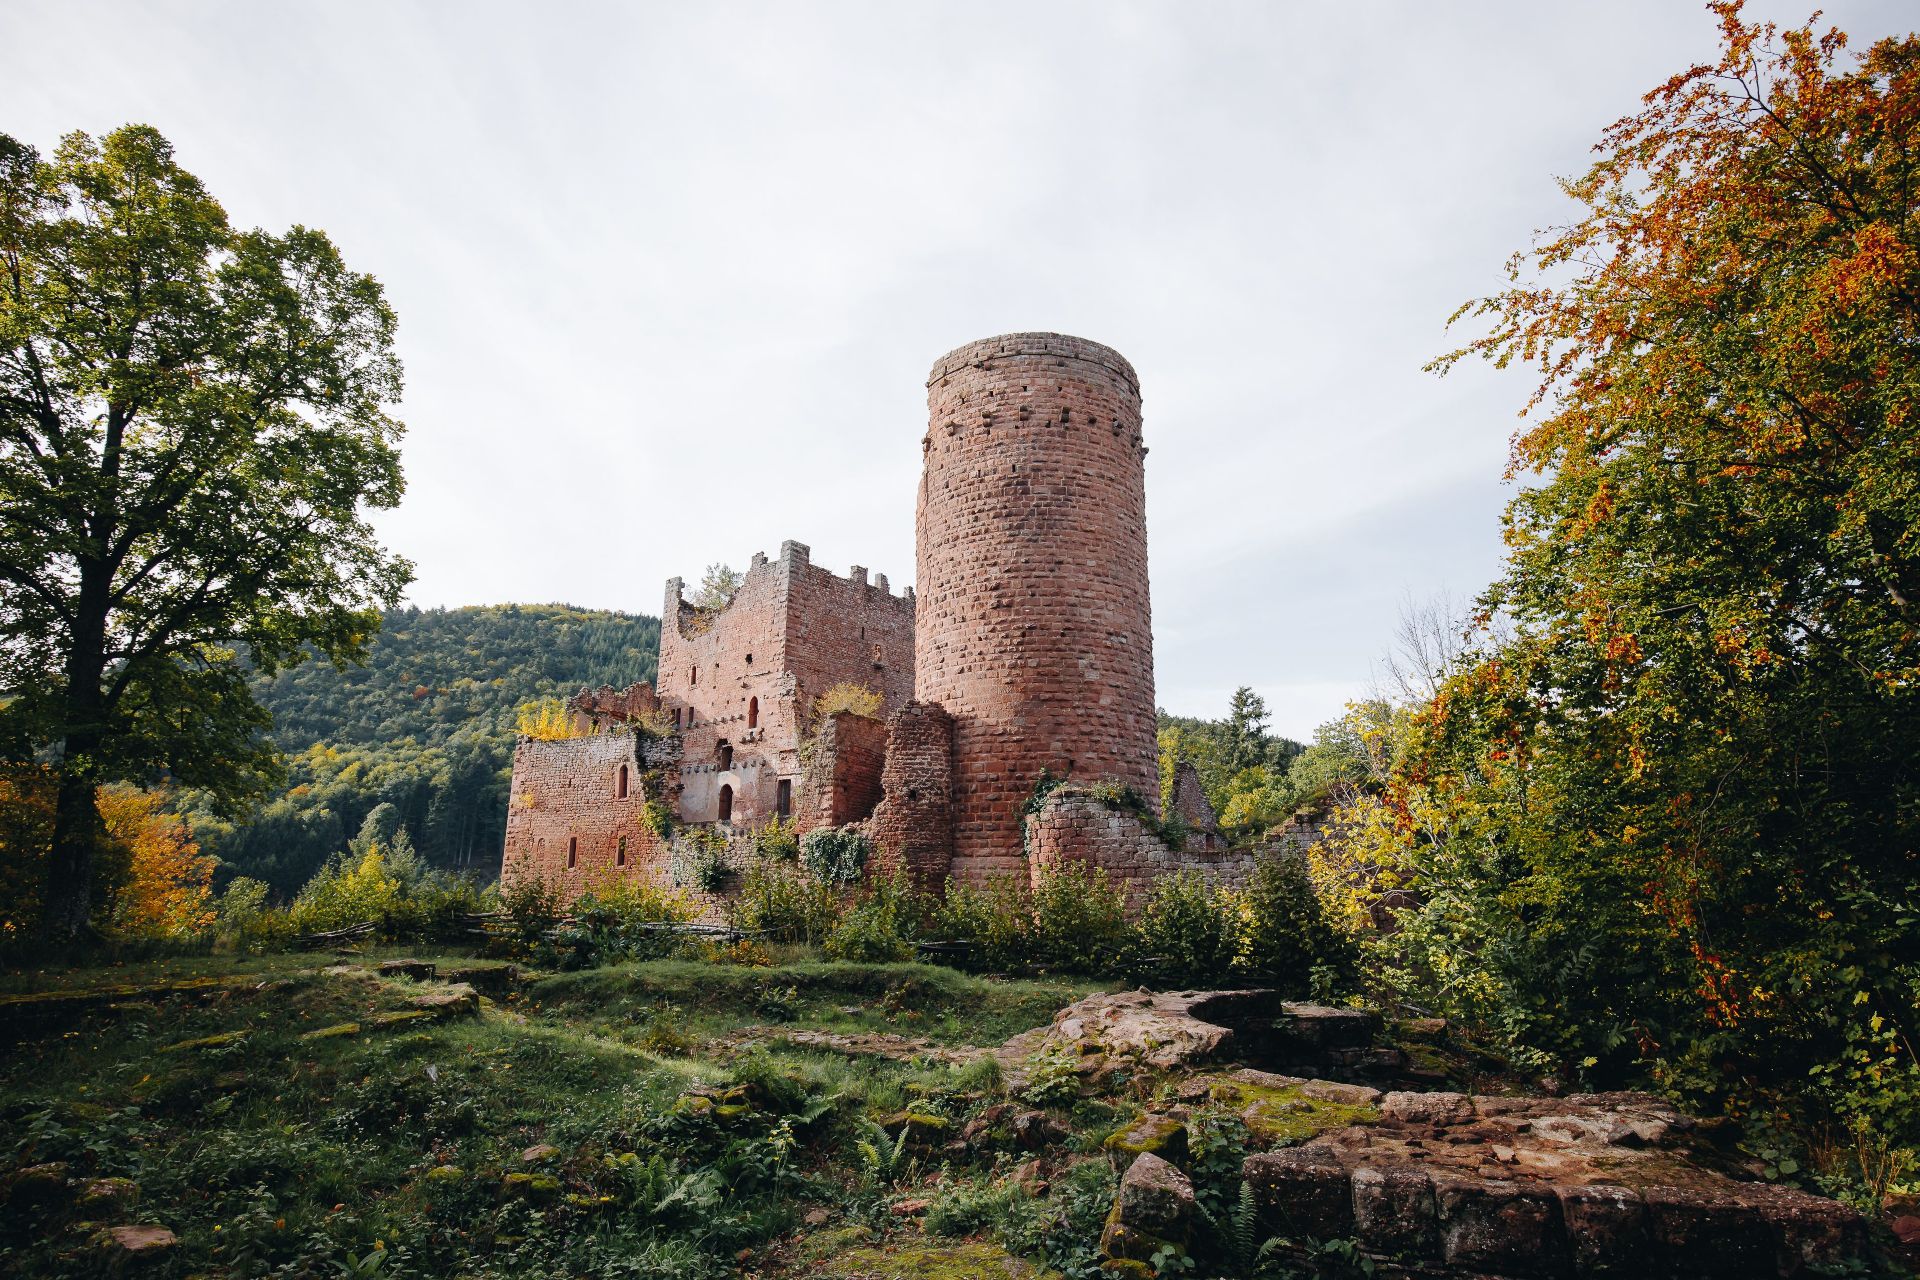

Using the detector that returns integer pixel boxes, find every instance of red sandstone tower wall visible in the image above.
[915,333,1158,882]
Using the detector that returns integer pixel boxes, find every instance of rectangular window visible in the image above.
[776,779,792,819]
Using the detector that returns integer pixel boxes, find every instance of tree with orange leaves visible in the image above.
[1362,3,1920,1175]
[96,786,215,938]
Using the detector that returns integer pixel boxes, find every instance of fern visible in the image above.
[1229,1180,1257,1271]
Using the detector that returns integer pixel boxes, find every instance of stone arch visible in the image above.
[718,784,734,822]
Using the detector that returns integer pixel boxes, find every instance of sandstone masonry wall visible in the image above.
[867,700,956,891]
[500,731,682,900]
[658,541,913,829]
[916,333,1159,884]
[796,711,889,832]
[1026,789,1257,906]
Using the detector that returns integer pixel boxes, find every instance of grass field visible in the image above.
[1,947,1119,1279]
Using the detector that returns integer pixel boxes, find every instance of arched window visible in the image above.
[718,743,733,770]
[718,785,733,822]
[567,836,578,869]
[616,837,627,867]
[617,764,628,798]
[747,697,758,729]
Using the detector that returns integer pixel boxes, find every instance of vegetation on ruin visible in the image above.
[813,682,885,723]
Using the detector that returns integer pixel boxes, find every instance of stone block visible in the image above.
[1244,1147,1354,1239]
[1436,1176,1569,1276]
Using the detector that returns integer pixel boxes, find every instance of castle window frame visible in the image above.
[617,764,628,798]
[616,836,627,867]
[776,778,791,818]
[747,697,758,729]
[718,784,733,823]
[718,742,733,771]
[567,836,578,869]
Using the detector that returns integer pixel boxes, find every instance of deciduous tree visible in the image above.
[0,125,410,940]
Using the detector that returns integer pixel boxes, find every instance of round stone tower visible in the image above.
[915,332,1158,880]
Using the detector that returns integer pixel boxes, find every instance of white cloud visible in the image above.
[3,0,1907,739]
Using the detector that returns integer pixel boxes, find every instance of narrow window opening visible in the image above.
[567,837,578,869]
[776,779,792,819]
[718,743,733,770]
[718,785,733,823]
[673,708,681,729]
[747,697,759,729]
[616,837,627,867]
[1060,407,1070,423]
[745,653,752,666]
[617,764,628,798]
[690,665,697,686]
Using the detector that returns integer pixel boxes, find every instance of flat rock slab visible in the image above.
[1244,1091,1873,1278]
[998,988,1280,1074]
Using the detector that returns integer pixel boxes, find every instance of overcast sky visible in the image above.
[6,1,1911,740]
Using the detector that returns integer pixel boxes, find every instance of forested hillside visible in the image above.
[188,605,659,897]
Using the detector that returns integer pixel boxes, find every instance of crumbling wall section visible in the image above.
[868,701,955,890]
[500,730,684,902]
[1168,760,1226,852]
[658,541,913,830]
[1025,788,1257,906]
[795,711,889,833]
[568,680,663,733]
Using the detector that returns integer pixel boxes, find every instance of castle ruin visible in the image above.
[500,333,1247,908]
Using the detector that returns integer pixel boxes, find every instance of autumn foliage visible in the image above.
[0,772,213,944]
[1338,2,1920,1183]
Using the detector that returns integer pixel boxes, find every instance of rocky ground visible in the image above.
[0,952,1907,1278]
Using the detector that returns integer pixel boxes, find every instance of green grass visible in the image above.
[0,950,1114,1280]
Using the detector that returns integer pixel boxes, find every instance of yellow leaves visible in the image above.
[98,785,215,939]
[814,682,883,722]
[515,697,584,741]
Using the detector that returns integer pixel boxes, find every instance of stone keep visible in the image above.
[915,333,1160,881]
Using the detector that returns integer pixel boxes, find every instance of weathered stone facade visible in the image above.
[499,334,1250,912]
[916,333,1160,884]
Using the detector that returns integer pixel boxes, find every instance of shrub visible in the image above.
[671,828,733,893]
[932,877,1033,971]
[1239,851,1355,997]
[1028,861,1129,972]
[554,878,699,967]
[813,682,882,721]
[289,847,402,933]
[824,873,918,963]
[800,827,869,886]
[729,858,840,944]
[1132,870,1239,987]
[752,816,799,861]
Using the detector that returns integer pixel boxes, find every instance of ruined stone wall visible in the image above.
[795,711,889,833]
[657,541,912,830]
[568,681,663,734]
[1025,788,1257,906]
[916,333,1159,884]
[868,701,955,890]
[500,730,683,900]
[780,553,915,732]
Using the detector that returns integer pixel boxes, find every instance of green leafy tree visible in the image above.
[0,125,410,939]
[1376,6,1920,1153]
[690,562,742,610]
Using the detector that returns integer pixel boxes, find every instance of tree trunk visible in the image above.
[42,582,111,943]
[43,745,103,941]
